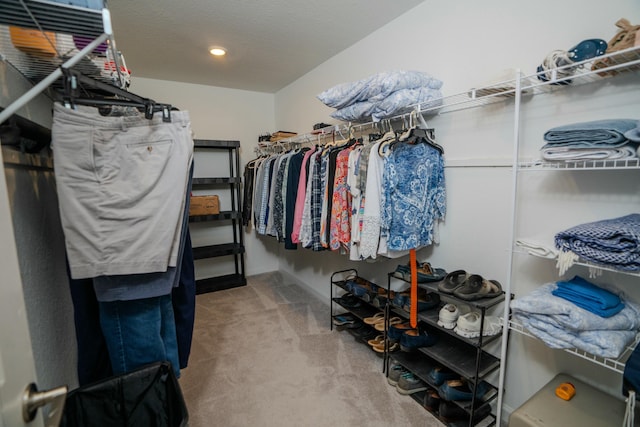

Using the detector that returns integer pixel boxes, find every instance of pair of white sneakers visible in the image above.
[437,303,502,338]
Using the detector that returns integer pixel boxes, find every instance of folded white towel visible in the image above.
[515,238,558,259]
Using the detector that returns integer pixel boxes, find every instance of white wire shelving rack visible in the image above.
[0,0,129,124]
[272,46,640,148]
[508,319,639,375]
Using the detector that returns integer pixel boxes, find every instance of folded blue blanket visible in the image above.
[543,119,639,148]
[555,213,640,271]
[551,276,623,318]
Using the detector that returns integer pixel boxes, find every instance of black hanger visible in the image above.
[58,69,173,123]
[403,128,444,154]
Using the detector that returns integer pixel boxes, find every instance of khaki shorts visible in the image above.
[52,104,193,279]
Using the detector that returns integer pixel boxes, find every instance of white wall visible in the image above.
[272,0,640,421]
[1,62,77,391]
[129,77,281,277]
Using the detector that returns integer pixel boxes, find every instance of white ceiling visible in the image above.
[106,0,425,93]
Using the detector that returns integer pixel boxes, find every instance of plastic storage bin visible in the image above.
[509,373,625,427]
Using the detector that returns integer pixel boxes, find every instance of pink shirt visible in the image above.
[291,147,316,243]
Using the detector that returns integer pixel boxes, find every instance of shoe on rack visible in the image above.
[388,321,413,342]
[332,313,358,327]
[345,319,364,330]
[428,365,459,386]
[437,303,460,329]
[392,291,411,309]
[403,291,441,313]
[454,313,502,338]
[438,378,490,402]
[367,334,385,347]
[387,362,409,386]
[452,275,503,301]
[415,262,447,283]
[336,294,361,309]
[438,270,468,294]
[393,262,447,283]
[372,288,392,308]
[400,329,438,352]
[396,372,428,395]
[346,277,379,301]
[372,339,399,354]
[423,387,441,412]
[363,312,385,326]
[375,316,403,332]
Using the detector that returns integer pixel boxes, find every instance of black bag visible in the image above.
[60,362,188,427]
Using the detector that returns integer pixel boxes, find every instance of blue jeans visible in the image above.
[98,294,180,378]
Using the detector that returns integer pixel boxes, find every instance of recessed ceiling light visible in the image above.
[209,47,226,56]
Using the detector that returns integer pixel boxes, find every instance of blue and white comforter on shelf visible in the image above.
[511,283,640,359]
[330,87,443,122]
[317,70,444,122]
[317,70,443,109]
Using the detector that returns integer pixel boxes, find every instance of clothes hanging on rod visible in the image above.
[244,122,446,261]
[51,102,195,379]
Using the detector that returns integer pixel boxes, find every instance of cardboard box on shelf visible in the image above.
[189,195,219,216]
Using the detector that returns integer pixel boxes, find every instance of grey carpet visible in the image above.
[178,271,441,427]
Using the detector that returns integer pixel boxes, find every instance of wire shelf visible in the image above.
[516,248,640,278]
[508,319,639,374]
[518,158,640,170]
[0,0,104,37]
[0,0,129,92]
[271,46,640,146]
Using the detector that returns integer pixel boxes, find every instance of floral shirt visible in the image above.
[381,141,445,251]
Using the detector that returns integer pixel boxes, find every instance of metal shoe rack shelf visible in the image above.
[384,272,510,427]
[189,139,246,294]
[329,269,385,349]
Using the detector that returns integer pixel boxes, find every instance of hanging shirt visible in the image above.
[381,139,446,251]
[291,146,316,243]
[359,140,385,259]
[299,150,318,248]
[329,146,353,251]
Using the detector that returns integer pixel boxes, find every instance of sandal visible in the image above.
[567,38,607,62]
[375,316,403,331]
[367,334,385,347]
[363,312,385,325]
[453,275,502,301]
[438,270,467,294]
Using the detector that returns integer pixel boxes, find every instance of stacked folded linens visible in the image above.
[511,279,640,358]
[541,119,640,161]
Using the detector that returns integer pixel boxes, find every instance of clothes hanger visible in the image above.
[398,109,443,154]
[377,119,398,156]
[58,69,173,122]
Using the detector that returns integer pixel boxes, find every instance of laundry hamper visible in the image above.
[60,362,188,427]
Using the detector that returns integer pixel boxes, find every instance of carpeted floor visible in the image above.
[178,271,441,427]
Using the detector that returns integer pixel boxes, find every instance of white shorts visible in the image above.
[52,104,193,279]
